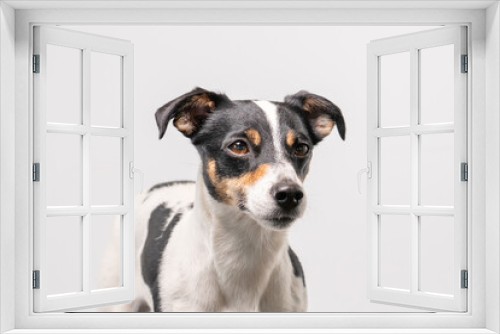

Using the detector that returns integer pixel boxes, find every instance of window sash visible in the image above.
[366,26,468,312]
[32,25,135,312]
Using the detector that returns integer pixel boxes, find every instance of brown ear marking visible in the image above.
[286,130,297,147]
[303,96,331,114]
[244,128,261,146]
[155,87,230,139]
[173,112,196,136]
[313,116,335,138]
[207,159,269,205]
[284,90,346,142]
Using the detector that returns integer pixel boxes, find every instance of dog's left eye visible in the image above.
[228,141,249,155]
[294,143,310,157]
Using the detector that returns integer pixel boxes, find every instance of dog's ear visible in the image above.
[155,87,231,139]
[284,91,346,143]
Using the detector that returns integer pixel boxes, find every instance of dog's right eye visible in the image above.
[228,141,249,155]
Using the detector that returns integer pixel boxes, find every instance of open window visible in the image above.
[33,26,134,312]
[366,26,467,311]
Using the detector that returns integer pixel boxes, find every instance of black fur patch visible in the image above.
[288,246,306,287]
[148,180,195,193]
[141,204,183,312]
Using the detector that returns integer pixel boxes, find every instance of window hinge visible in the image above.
[461,270,468,289]
[461,54,468,73]
[33,163,40,182]
[33,54,40,73]
[33,270,40,289]
[461,162,468,182]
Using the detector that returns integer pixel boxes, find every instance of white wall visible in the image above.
[62,25,439,312]
[0,2,16,332]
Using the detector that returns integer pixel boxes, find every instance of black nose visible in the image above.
[272,183,304,210]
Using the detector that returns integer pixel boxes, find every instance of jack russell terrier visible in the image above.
[101,88,345,312]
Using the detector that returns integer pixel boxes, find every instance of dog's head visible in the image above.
[156,87,345,230]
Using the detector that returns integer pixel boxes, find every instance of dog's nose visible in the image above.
[272,183,304,210]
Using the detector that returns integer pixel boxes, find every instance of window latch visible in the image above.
[357,161,372,194]
[129,161,144,194]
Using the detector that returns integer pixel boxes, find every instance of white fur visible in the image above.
[253,100,283,161]
[246,101,306,228]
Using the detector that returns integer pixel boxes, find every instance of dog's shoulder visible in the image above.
[138,180,196,311]
[139,180,196,207]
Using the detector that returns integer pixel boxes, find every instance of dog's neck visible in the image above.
[192,168,288,311]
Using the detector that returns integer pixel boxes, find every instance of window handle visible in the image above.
[357,162,372,194]
[129,161,145,194]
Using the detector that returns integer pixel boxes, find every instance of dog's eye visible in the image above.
[228,141,249,155]
[294,143,310,157]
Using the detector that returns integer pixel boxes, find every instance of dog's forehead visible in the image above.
[216,100,307,139]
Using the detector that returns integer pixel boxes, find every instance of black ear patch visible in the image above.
[155,87,232,139]
[284,91,346,143]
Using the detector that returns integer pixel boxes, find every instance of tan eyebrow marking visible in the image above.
[244,128,261,146]
[286,130,296,147]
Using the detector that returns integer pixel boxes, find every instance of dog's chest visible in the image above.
[157,210,288,312]
[209,218,287,310]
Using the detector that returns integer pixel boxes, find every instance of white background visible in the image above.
[57,25,443,312]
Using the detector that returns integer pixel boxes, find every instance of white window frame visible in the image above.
[1,1,499,333]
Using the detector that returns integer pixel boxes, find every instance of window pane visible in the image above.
[380,52,410,128]
[46,216,82,295]
[91,136,121,205]
[91,52,122,128]
[46,44,82,125]
[420,216,454,295]
[379,215,411,290]
[91,215,121,290]
[46,133,82,206]
[380,136,410,205]
[420,45,454,125]
[420,133,454,206]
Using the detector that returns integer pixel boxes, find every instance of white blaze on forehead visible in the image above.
[253,100,282,160]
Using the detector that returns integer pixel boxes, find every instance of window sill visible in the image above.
[4,329,498,334]
[3,330,498,334]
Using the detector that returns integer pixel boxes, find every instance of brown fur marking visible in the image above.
[303,96,329,114]
[173,93,216,135]
[192,93,215,110]
[314,115,335,138]
[173,112,195,135]
[286,130,296,147]
[244,128,261,146]
[207,159,269,205]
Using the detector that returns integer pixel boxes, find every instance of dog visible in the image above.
[100,88,345,312]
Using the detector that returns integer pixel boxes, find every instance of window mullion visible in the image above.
[410,47,420,295]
